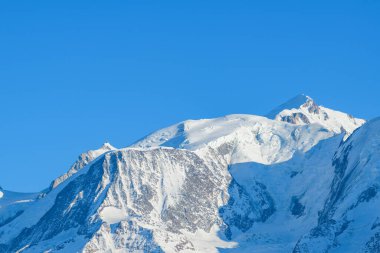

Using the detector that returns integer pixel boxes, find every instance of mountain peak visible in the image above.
[286,93,313,105]
[267,94,314,119]
[100,142,116,150]
[267,94,365,137]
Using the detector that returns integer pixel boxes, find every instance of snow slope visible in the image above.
[132,114,334,165]
[293,118,380,253]
[0,188,39,239]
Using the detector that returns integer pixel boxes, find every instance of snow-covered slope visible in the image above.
[267,94,365,138]
[0,187,39,240]
[132,114,334,165]
[220,134,343,252]
[293,118,380,253]
[0,95,377,253]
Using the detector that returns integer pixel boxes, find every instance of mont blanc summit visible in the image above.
[268,94,365,137]
[1,95,378,253]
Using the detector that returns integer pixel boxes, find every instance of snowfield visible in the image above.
[1,95,377,253]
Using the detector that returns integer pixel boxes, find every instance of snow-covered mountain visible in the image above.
[0,95,377,253]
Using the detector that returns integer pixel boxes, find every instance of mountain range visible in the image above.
[1,94,379,253]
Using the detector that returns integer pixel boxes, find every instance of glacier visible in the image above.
[1,95,378,253]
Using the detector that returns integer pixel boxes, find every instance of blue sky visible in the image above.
[1,0,379,192]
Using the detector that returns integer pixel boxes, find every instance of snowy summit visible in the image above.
[268,94,365,137]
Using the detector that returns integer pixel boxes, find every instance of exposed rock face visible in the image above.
[279,112,311,124]
[49,143,116,190]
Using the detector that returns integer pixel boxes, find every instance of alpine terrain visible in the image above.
[2,94,380,253]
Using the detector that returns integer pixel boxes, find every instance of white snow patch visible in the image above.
[182,226,237,253]
[100,206,126,224]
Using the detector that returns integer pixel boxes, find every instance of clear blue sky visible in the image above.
[1,0,379,192]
